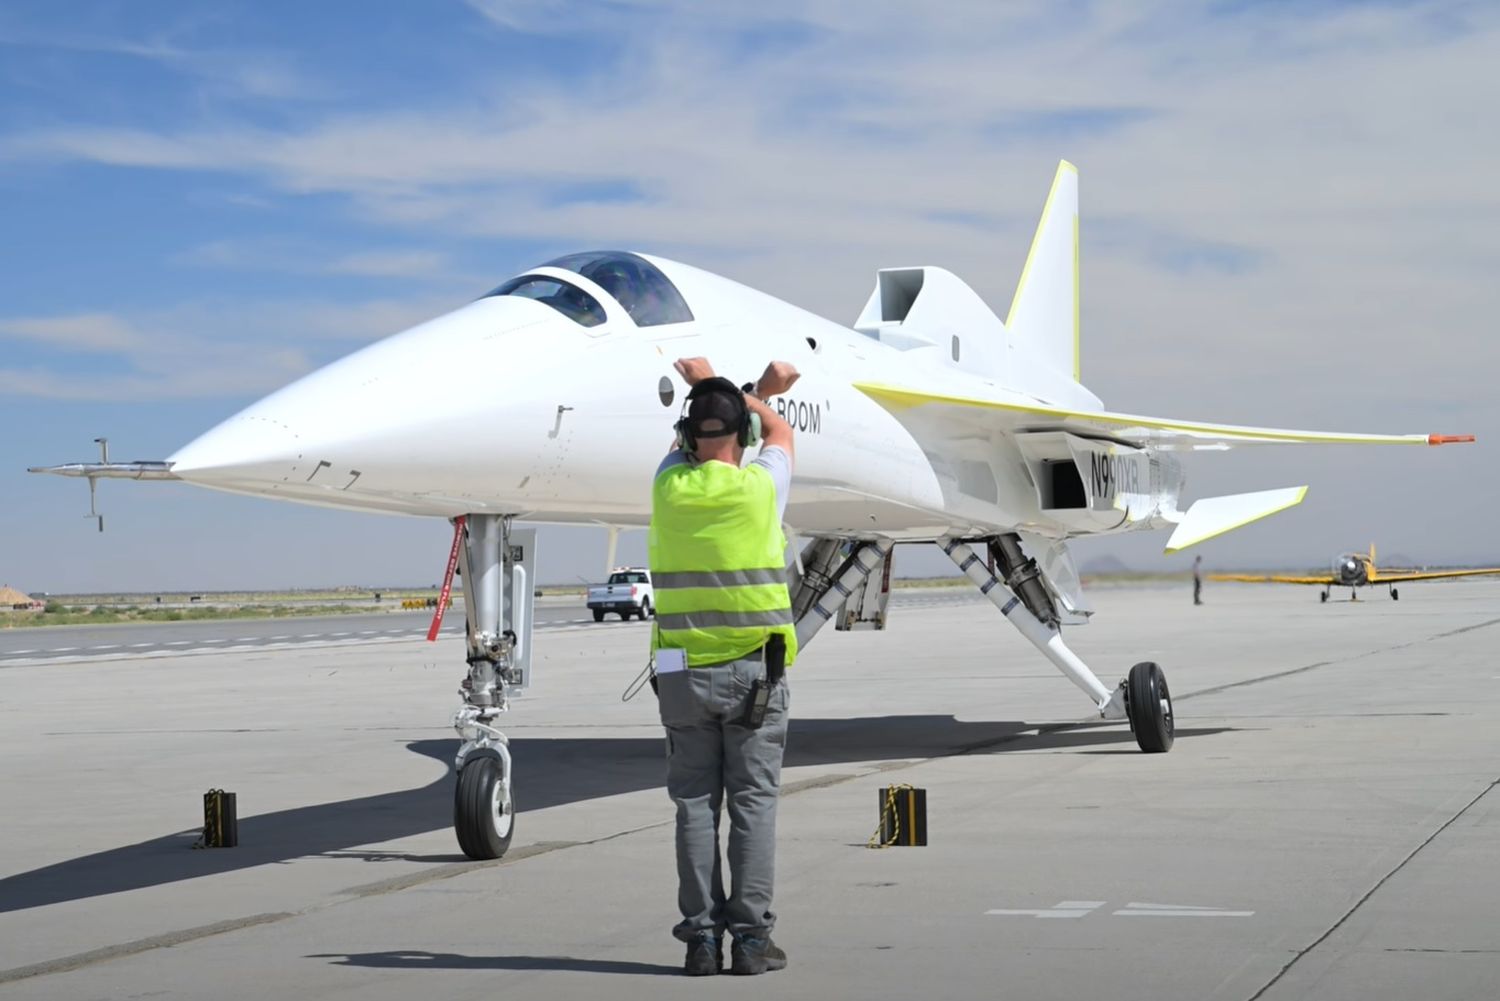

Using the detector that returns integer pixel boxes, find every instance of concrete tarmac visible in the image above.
[0,591,981,664]
[1,581,1497,999]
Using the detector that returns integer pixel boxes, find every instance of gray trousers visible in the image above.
[657,656,790,943]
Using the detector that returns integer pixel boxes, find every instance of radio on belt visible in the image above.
[739,634,786,729]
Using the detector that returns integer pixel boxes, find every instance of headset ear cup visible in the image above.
[745,411,762,448]
[675,418,694,454]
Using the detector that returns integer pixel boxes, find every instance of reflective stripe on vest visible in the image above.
[648,459,798,668]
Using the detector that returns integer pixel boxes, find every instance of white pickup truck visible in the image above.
[586,568,654,622]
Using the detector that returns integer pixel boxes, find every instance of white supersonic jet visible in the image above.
[31,161,1474,859]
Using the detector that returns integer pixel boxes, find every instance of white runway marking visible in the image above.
[8,650,38,655]
[985,900,1253,919]
[129,642,153,648]
[986,900,1105,918]
[92,645,122,650]
[166,640,191,646]
[1114,902,1254,917]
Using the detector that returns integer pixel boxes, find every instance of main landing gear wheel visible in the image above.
[455,754,515,860]
[1391,588,1399,601]
[1320,590,1329,603]
[1125,661,1174,753]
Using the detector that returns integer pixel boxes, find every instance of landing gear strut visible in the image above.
[790,538,895,648]
[450,515,536,860]
[943,536,1172,753]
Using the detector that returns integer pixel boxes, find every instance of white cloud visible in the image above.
[174,238,461,282]
[0,23,329,102]
[325,249,452,278]
[0,313,149,352]
[4,2,1496,419]
[0,296,458,401]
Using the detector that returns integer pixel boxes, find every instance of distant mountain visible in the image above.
[1081,555,1132,575]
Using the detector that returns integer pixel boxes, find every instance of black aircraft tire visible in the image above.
[1126,661,1174,753]
[455,755,515,860]
[1320,591,1328,603]
[1392,588,1399,601]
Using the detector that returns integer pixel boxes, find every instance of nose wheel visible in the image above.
[1125,661,1174,753]
[455,752,515,860]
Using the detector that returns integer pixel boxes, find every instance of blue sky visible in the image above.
[2,0,1497,591]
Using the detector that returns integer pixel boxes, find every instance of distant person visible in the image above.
[1193,555,1204,606]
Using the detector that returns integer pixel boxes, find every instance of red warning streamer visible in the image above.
[428,515,466,642]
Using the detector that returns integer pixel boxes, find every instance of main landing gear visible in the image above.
[786,534,1174,753]
[943,536,1173,753]
[450,515,536,860]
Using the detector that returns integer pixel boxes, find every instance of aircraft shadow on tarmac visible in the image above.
[0,716,1231,914]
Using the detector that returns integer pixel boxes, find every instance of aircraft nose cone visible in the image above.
[168,414,305,485]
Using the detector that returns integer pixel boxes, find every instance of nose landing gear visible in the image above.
[448,514,536,860]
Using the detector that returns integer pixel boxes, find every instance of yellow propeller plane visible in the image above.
[1211,544,1500,603]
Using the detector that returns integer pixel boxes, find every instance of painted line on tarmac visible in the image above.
[1245,777,1499,1000]
[1114,902,1253,917]
[1181,615,1500,703]
[2,618,633,664]
[986,900,1105,918]
[0,911,295,986]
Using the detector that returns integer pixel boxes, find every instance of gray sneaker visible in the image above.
[731,937,787,975]
[683,936,722,976]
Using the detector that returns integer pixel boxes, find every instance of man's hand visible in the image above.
[673,357,716,386]
[754,361,800,398]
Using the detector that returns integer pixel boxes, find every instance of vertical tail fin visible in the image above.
[1006,160,1080,381]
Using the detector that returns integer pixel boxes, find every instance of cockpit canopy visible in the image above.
[484,251,693,329]
[486,275,607,327]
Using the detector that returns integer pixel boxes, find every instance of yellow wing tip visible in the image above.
[1059,159,1078,174]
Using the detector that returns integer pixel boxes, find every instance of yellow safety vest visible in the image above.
[648,458,798,667]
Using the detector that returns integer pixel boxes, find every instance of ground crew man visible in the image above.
[649,355,799,976]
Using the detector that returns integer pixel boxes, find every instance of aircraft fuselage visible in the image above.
[166,255,1186,544]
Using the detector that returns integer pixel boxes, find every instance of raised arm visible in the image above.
[746,361,799,463]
